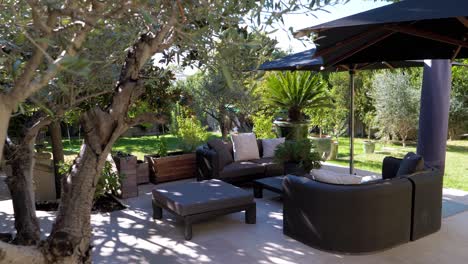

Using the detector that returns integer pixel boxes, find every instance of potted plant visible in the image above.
[273,139,322,176]
[308,107,347,160]
[264,71,330,140]
[309,135,332,161]
[145,113,208,184]
[362,112,376,154]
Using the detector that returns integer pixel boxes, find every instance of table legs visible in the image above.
[245,204,256,224]
[152,198,163,219]
[153,198,256,240]
[253,184,263,198]
[184,221,193,240]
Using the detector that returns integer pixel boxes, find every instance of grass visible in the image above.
[47,134,468,191]
[327,137,468,191]
[46,133,222,161]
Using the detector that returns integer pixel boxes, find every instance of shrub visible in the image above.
[273,139,322,172]
[59,160,122,199]
[94,160,122,199]
[252,112,276,139]
[176,114,209,153]
[155,137,168,157]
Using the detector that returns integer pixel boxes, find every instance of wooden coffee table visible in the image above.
[253,176,285,198]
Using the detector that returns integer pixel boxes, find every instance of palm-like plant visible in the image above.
[265,71,330,122]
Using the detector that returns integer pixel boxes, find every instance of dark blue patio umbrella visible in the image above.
[260,0,468,174]
[259,48,424,72]
[259,49,425,174]
[295,0,468,66]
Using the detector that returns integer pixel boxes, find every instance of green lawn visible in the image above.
[47,133,222,161]
[328,137,468,191]
[49,134,468,191]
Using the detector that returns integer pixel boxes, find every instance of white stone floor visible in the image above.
[1,165,468,263]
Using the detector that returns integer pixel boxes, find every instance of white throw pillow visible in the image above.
[231,133,260,162]
[310,169,362,185]
[262,138,285,158]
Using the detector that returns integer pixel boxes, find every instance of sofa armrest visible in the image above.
[283,175,412,253]
[382,156,402,179]
[404,169,443,240]
[196,145,220,181]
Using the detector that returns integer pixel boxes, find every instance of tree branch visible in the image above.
[68,90,113,108]
[28,0,52,34]
[126,112,168,128]
[7,10,57,107]
[24,116,53,143]
[7,0,125,106]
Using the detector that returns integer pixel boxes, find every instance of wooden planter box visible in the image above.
[145,152,196,184]
[136,160,149,184]
[113,155,138,199]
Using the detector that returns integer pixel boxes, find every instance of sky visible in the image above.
[174,0,391,78]
[269,0,390,52]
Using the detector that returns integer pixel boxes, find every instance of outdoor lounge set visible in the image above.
[151,133,443,254]
[283,156,443,253]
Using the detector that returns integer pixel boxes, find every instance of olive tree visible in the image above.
[0,1,346,262]
[371,70,421,146]
[448,62,468,140]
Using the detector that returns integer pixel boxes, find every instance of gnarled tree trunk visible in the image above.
[44,23,175,261]
[0,98,12,162]
[44,108,119,263]
[49,121,65,198]
[4,138,41,246]
[288,106,302,122]
[218,107,228,139]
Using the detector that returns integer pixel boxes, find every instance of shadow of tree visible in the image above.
[89,184,322,263]
[6,180,465,263]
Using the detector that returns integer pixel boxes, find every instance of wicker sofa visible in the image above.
[196,139,284,184]
[283,155,442,253]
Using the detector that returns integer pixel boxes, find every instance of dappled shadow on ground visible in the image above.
[0,207,56,239]
[91,185,327,264]
[3,178,468,263]
[92,182,468,264]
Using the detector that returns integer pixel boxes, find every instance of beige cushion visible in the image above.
[310,169,382,185]
[231,133,260,161]
[261,138,285,158]
[310,169,362,185]
[360,175,382,183]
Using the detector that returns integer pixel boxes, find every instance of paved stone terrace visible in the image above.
[1,165,468,263]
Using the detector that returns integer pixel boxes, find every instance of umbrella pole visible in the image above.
[349,69,355,175]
